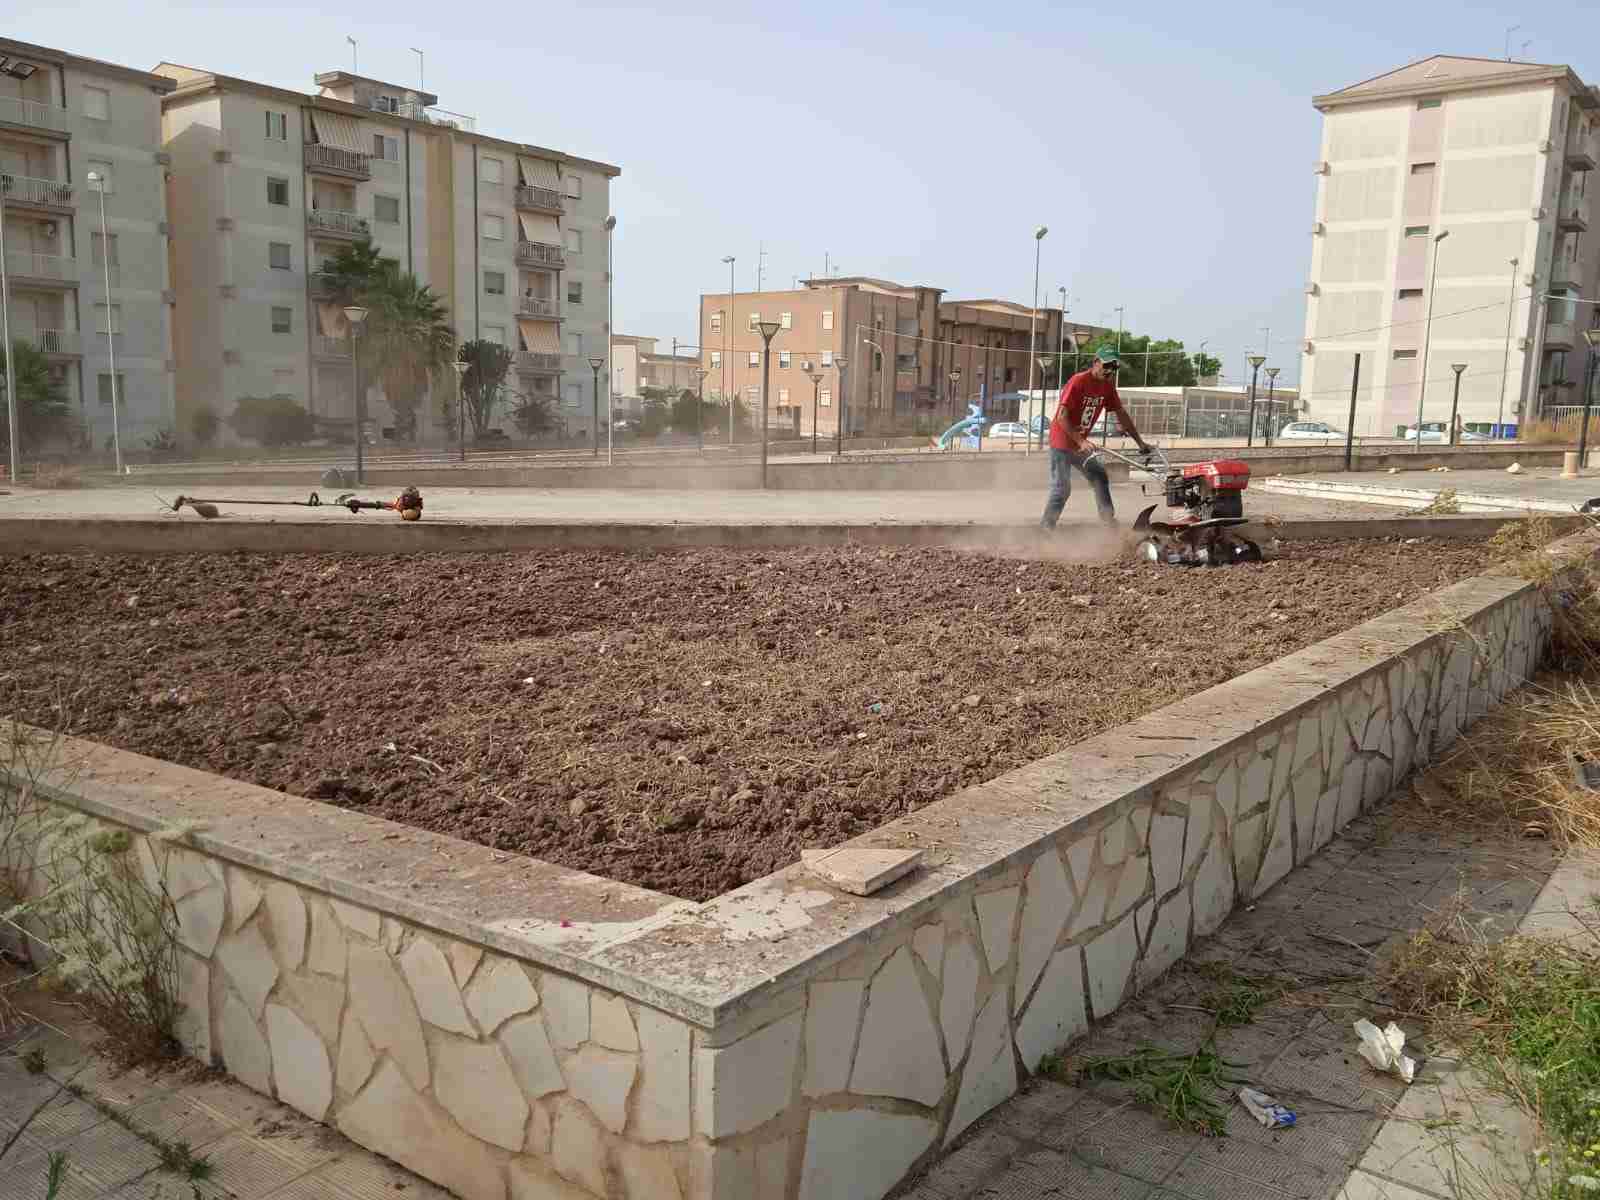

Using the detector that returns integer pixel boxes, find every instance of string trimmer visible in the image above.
[170,486,424,521]
[1092,445,1262,566]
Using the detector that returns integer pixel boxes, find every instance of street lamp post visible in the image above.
[693,367,709,454]
[1498,257,1519,438]
[88,171,122,474]
[587,356,604,457]
[1416,229,1451,452]
[1245,354,1266,447]
[453,359,469,462]
[1448,363,1469,446]
[343,306,368,483]
[756,319,781,487]
[605,215,616,467]
[833,355,849,457]
[0,178,17,486]
[808,370,824,455]
[721,255,735,445]
[1057,286,1069,390]
[1264,366,1281,446]
[1026,225,1048,453]
[1582,330,1600,469]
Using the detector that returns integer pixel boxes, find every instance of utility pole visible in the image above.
[757,242,766,293]
[1498,258,1519,437]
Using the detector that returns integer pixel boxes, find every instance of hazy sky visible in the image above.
[18,1,1597,384]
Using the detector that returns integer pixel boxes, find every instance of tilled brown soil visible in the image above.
[1,541,1492,901]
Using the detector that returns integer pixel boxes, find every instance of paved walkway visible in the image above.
[1265,465,1600,515]
[894,790,1569,1200]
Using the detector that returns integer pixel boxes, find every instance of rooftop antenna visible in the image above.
[824,251,830,278]
[1521,39,1532,59]
[757,242,767,292]
[347,35,358,76]
[410,47,424,94]
[1504,24,1520,60]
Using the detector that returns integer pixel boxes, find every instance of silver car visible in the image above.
[1277,420,1344,441]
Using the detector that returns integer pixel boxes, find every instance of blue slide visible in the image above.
[933,403,987,451]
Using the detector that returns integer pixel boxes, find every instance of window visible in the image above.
[1404,225,1429,237]
[482,214,505,240]
[567,281,583,305]
[481,157,503,184]
[779,351,791,368]
[85,160,113,192]
[91,232,119,267]
[746,386,759,403]
[1410,162,1436,174]
[1397,287,1423,299]
[565,174,581,199]
[268,241,291,270]
[822,310,834,331]
[484,270,506,295]
[564,228,582,254]
[374,195,401,224]
[565,332,582,357]
[93,303,121,335]
[271,306,292,333]
[483,325,505,346]
[780,312,792,329]
[267,177,289,206]
[97,373,124,408]
[710,351,721,368]
[565,383,582,409]
[372,134,399,161]
[371,94,399,114]
[748,351,759,366]
[748,312,761,331]
[820,388,832,407]
[265,110,287,141]
[1417,98,1442,110]
[1393,349,1418,359]
[779,387,790,404]
[709,312,722,333]
[83,86,110,121]
[822,350,833,367]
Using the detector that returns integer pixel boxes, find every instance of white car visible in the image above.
[1277,421,1344,441]
[1402,423,1487,443]
[984,422,1034,441]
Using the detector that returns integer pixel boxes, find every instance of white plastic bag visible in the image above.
[1353,1019,1416,1084]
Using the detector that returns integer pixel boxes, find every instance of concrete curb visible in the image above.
[1263,475,1587,515]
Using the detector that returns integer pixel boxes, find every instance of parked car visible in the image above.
[1402,422,1487,443]
[1277,420,1344,441]
[985,421,1031,441]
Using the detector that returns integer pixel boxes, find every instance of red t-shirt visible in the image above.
[1048,370,1125,452]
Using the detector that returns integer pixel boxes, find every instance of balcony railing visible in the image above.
[313,334,352,359]
[0,173,73,209]
[4,251,78,284]
[0,96,70,135]
[518,295,559,318]
[513,185,563,214]
[307,208,370,239]
[515,351,562,374]
[516,240,565,268]
[33,329,81,356]
[304,143,372,180]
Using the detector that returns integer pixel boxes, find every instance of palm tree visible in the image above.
[363,274,455,441]
[318,238,394,307]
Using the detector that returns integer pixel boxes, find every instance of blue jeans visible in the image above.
[1040,447,1115,528]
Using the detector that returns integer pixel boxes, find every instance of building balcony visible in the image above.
[517,295,560,319]
[306,208,370,241]
[1568,145,1597,172]
[32,328,81,357]
[4,250,78,288]
[0,95,70,140]
[313,334,352,360]
[1546,321,1577,349]
[516,240,565,269]
[514,351,562,375]
[513,185,564,215]
[304,143,372,181]
[0,173,73,214]
[1559,209,1590,234]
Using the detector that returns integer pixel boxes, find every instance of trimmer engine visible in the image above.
[1133,458,1262,567]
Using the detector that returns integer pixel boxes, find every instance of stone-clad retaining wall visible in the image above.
[1,548,1568,1200]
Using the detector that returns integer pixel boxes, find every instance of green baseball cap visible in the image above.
[1095,347,1120,365]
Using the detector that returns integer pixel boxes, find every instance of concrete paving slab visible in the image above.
[1334,1169,1442,1200]
[1519,847,1600,944]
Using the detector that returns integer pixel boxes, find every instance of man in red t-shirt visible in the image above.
[1041,347,1153,529]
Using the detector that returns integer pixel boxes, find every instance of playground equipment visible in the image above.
[932,404,987,451]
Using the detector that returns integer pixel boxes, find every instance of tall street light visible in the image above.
[1582,329,1600,470]
[808,369,824,454]
[1264,366,1281,446]
[605,215,617,467]
[1448,363,1468,446]
[1416,228,1450,452]
[1056,286,1070,389]
[1498,257,1520,438]
[1026,226,1047,453]
[343,306,368,483]
[0,175,17,486]
[587,356,604,457]
[833,355,849,457]
[453,358,469,462]
[1244,354,1266,447]
[756,319,781,487]
[88,171,122,474]
[721,254,735,445]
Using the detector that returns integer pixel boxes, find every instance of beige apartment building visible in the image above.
[698,277,1071,437]
[1,38,176,454]
[156,62,618,445]
[611,333,700,410]
[1302,55,1599,437]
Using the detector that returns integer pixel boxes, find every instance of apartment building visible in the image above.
[611,334,699,407]
[1,38,176,452]
[156,62,618,445]
[697,277,1068,437]
[1302,55,1599,437]
[938,299,1102,402]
